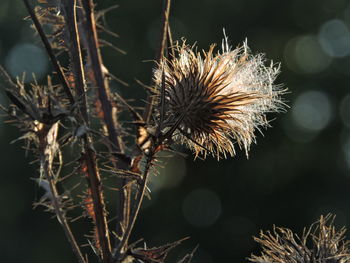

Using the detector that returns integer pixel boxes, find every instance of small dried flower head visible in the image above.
[250,215,350,263]
[153,35,285,159]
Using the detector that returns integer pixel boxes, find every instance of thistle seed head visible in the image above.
[153,36,285,159]
[250,215,350,263]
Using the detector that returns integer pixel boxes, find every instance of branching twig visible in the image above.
[5,1,204,262]
[81,0,124,154]
[39,123,85,263]
[62,0,88,123]
[114,151,154,262]
[114,86,190,262]
[0,65,18,89]
[117,5,174,253]
[156,0,172,63]
[62,1,112,261]
[80,0,130,251]
[47,177,86,263]
[81,147,112,261]
[143,0,172,124]
[22,0,75,105]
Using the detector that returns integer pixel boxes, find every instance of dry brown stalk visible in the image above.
[143,0,172,124]
[38,123,85,263]
[23,0,75,105]
[62,0,112,261]
[79,0,129,246]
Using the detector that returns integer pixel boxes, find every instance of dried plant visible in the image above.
[153,38,285,159]
[0,0,289,262]
[250,215,350,263]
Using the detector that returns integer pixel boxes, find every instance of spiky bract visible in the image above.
[153,37,285,159]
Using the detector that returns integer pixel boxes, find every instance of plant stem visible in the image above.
[47,177,86,263]
[80,0,124,154]
[80,0,130,249]
[22,0,75,105]
[0,65,18,89]
[114,150,154,262]
[62,1,112,261]
[143,0,172,124]
[156,0,172,62]
[116,1,172,256]
[82,146,112,261]
[62,0,88,123]
[39,123,86,263]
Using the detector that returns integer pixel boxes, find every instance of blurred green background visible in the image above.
[1,0,350,262]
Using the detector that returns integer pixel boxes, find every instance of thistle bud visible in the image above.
[153,36,285,159]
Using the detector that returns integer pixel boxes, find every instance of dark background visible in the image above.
[1,0,350,262]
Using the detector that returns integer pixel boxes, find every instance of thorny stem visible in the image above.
[39,124,85,263]
[127,4,174,249]
[63,0,112,261]
[22,0,75,105]
[143,0,172,124]
[47,177,86,263]
[156,0,172,63]
[167,24,175,58]
[63,0,89,123]
[115,106,187,261]
[115,89,189,261]
[0,65,18,89]
[80,0,124,154]
[114,72,173,259]
[82,147,112,261]
[10,1,190,262]
[114,150,154,262]
[80,0,130,248]
[155,70,166,136]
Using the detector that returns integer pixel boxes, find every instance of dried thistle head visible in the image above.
[2,75,70,151]
[249,215,350,263]
[153,36,285,159]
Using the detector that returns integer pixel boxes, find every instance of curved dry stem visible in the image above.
[80,0,130,249]
[39,123,86,263]
[62,0,112,261]
[143,0,172,124]
[22,0,75,105]
[113,152,154,262]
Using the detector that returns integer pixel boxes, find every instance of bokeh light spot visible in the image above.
[182,188,221,228]
[318,19,350,58]
[292,91,332,132]
[5,43,48,82]
[284,35,331,74]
